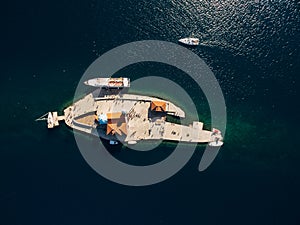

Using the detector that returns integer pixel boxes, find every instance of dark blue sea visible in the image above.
[1,0,299,224]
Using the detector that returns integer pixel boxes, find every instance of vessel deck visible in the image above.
[61,91,222,144]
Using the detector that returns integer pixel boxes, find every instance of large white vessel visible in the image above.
[84,77,130,88]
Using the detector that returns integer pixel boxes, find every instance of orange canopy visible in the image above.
[106,122,127,135]
[151,101,166,112]
[106,112,123,119]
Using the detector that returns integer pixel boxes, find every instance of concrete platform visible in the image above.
[60,90,223,144]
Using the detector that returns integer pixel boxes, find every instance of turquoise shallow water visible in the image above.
[1,0,299,224]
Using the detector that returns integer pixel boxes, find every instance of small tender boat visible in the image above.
[178,37,199,46]
[109,140,119,145]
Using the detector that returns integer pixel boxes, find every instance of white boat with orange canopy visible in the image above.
[84,77,130,88]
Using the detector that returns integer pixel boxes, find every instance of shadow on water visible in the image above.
[99,136,123,154]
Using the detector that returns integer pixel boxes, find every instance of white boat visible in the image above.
[178,37,199,46]
[47,112,54,128]
[84,77,130,88]
[209,140,224,147]
[208,128,223,146]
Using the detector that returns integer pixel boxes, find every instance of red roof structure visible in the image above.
[106,122,127,135]
[151,101,166,112]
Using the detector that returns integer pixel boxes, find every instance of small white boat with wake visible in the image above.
[178,37,199,46]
